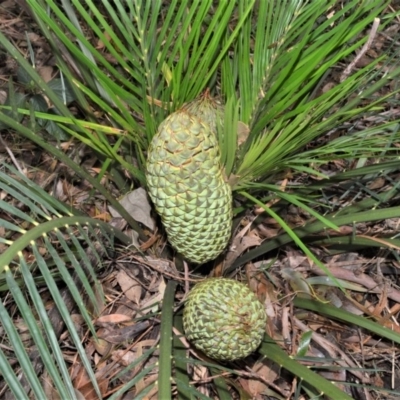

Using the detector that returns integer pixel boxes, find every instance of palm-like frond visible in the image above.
[1,0,400,397]
[24,0,254,149]
[229,0,398,185]
[3,0,397,195]
[0,163,131,399]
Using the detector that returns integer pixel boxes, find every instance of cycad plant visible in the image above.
[1,0,400,398]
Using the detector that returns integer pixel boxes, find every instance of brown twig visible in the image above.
[340,18,380,82]
[0,135,25,174]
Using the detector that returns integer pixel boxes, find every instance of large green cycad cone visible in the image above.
[146,92,232,263]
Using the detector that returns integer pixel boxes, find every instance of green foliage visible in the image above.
[259,335,354,400]
[295,298,400,345]
[0,164,131,399]
[158,280,178,399]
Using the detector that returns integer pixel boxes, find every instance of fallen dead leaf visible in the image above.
[239,359,281,399]
[140,278,166,314]
[110,187,155,230]
[237,120,250,146]
[116,269,142,303]
[96,314,132,325]
[37,65,54,82]
[224,235,262,272]
[72,364,109,400]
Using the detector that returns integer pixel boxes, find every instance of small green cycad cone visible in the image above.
[183,278,267,361]
[146,91,232,263]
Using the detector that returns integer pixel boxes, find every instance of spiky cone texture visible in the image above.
[146,93,232,263]
[183,278,267,361]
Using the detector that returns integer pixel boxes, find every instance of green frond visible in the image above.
[0,163,132,399]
